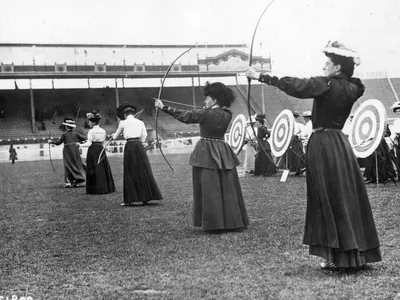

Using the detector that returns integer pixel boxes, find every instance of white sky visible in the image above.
[0,0,400,77]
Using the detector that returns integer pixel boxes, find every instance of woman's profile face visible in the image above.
[204,96,216,109]
[323,57,340,77]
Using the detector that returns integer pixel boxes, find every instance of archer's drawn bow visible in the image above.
[155,46,193,171]
[97,137,114,164]
[247,0,277,169]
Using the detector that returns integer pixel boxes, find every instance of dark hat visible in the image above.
[62,118,76,128]
[391,101,400,112]
[292,111,300,118]
[116,103,137,120]
[86,110,102,122]
[255,114,266,120]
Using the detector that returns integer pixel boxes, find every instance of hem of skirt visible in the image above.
[194,223,249,231]
[308,245,382,268]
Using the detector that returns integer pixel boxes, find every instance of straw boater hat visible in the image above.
[116,103,137,120]
[322,40,361,66]
[302,111,312,117]
[62,118,76,128]
[390,101,400,113]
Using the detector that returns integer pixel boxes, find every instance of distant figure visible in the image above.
[243,116,257,174]
[39,122,46,131]
[253,115,277,177]
[0,108,5,118]
[49,118,86,188]
[9,144,17,164]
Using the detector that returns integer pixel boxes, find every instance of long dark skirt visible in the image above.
[304,130,381,268]
[63,145,86,184]
[192,166,249,230]
[86,143,115,194]
[254,141,277,176]
[123,140,162,204]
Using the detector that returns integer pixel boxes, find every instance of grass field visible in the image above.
[0,154,399,300]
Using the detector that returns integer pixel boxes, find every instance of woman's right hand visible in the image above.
[48,139,52,144]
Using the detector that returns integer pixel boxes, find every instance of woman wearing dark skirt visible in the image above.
[79,111,115,194]
[112,103,162,206]
[247,40,382,269]
[155,82,249,231]
[49,118,86,188]
[253,115,277,177]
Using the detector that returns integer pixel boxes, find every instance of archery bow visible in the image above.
[97,136,114,164]
[48,110,57,172]
[246,0,277,168]
[155,46,193,171]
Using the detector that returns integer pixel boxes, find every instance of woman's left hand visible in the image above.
[245,67,260,80]
[154,99,164,109]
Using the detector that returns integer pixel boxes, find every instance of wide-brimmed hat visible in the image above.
[116,103,137,120]
[390,101,400,112]
[302,110,312,117]
[62,118,76,128]
[322,40,361,66]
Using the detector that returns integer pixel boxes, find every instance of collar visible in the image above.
[126,115,135,120]
[211,104,220,110]
[329,73,349,80]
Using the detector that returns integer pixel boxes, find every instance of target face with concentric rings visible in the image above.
[271,109,295,157]
[349,99,386,158]
[228,114,247,154]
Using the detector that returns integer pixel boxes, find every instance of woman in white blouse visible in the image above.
[79,111,115,194]
[112,103,162,206]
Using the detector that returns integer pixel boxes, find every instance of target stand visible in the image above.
[270,109,296,182]
[349,99,386,187]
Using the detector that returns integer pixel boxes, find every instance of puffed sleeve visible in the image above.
[162,106,207,124]
[79,129,92,147]
[275,76,330,99]
[140,121,147,142]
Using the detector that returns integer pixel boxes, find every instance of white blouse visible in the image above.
[112,115,147,142]
[80,125,107,147]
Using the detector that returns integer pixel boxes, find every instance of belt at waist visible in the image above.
[91,141,103,145]
[127,138,140,141]
[312,127,342,133]
[200,137,225,142]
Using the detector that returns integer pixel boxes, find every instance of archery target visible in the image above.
[271,109,295,157]
[229,114,247,154]
[349,99,386,158]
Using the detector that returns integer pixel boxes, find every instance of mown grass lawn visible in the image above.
[0,154,399,299]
